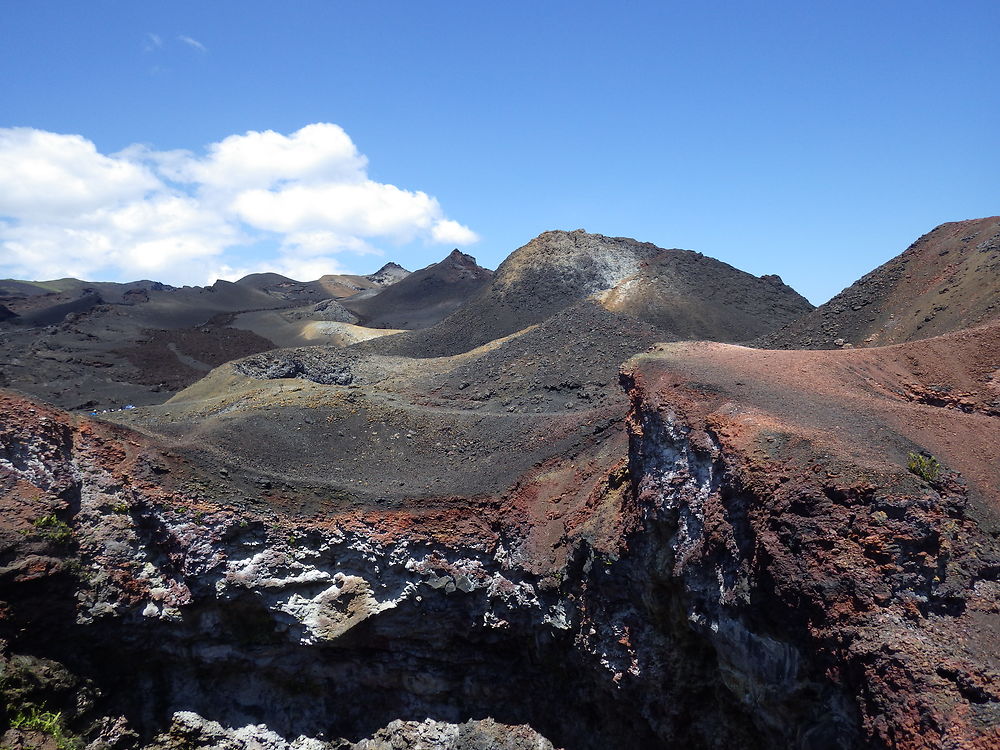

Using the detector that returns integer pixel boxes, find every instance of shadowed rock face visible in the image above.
[759,216,1000,349]
[622,326,1000,749]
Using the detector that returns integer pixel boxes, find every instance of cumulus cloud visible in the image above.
[432,219,480,245]
[232,181,443,238]
[0,124,478,284]
[162,123,367,190]
[0,128,159,219]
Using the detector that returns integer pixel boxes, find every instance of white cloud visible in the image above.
[281,231,381,257]
[178,35,207,52]
[0,124,478,284]
[0,194,237,282]
[0,128,159,219]
[143,33,163,52]
[231,181,441,238]
[163,123,367,190]
[431,219,479,245]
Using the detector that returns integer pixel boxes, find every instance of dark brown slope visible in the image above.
[759,216,1000,349]
[0,279,286,407]
[341,249,493,329]
[363,229,811,358]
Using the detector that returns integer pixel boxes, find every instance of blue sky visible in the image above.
[0,1,997,303]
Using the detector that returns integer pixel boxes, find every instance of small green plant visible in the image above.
[31,515,74,545]
[110,501,130,515]
[10,706,62,733]
[907,452,941,482]
[8,705,82,749]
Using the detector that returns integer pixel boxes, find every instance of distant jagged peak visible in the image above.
[435,249,491,279]
[365,262,411,286]
[339,248,493,330]
[444,248,476,263]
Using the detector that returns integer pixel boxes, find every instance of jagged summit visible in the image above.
[366,262,410,286]
[759,216,1000,349]
[440,249,486,276]
[365,229,812,358]
[341,249,493,329]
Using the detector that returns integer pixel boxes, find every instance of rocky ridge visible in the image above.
[759,216,1000,349]
[360,230,812,359]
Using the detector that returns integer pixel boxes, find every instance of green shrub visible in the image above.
[8,705,82,749]
[907,452,941,482]
[30,515,74,545]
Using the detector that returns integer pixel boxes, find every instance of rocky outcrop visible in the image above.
[364,263,411,287]
[139,714,556,749]
[234,347,355,384]
[620,334,1000,749]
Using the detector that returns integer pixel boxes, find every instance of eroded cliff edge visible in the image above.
[2,327,999,749]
